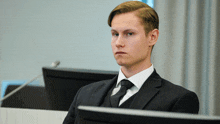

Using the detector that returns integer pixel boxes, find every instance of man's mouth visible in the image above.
[116,51,126,54]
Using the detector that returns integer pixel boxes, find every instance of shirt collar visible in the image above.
[117,64,154,89]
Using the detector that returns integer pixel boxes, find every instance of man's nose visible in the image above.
[116,35,125,48]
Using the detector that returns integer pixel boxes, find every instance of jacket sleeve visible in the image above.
[63,87,83,124]
[171,91,199,114]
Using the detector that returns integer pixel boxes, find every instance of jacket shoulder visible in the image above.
[159,78,199,113]
[81,78,113,91]
[161,78,194,95]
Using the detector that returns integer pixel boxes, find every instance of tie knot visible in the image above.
[120,79,133,89]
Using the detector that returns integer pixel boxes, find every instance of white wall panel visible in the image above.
[0,0,126,92]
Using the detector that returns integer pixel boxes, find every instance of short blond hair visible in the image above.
[108,1,159,36]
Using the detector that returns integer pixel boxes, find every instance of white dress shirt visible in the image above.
[111,64,154,106]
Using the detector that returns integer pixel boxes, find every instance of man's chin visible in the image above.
[116,61,128,67]
[116,59,132,67]
[117,62,125,66]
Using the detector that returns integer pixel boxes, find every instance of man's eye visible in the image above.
[127,33,133,36]
[113,33,119,36]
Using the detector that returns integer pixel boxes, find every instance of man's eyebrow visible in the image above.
[123,29,134,32]
[111,29,134,32]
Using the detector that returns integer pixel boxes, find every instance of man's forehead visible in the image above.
[111,21,141,32]
[111,13,142,31]
[112,15,140,25]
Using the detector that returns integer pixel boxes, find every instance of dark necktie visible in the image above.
[110,79,133,107]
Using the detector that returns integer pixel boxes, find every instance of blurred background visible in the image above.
[0,0,219,116]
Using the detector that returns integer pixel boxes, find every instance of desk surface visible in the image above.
[0,107,68,124]
[2,106,220,124]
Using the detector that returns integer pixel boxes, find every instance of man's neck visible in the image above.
[121,63,152,78]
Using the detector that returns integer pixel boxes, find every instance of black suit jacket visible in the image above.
[63,70,199,124]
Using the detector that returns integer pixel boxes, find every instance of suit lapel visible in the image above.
[130,70,162,109]
[88,76,117,106]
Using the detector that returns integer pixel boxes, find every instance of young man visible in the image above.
[63,1,199,124]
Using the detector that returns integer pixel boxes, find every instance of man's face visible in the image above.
[111,12,152,69]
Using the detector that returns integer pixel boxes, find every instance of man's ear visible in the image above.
[148,29,159,46]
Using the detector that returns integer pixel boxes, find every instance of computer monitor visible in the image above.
[1,85,50,110]
[78,106,220,124]
[42,67,118,111]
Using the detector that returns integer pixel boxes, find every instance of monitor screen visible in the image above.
[42,67,118,111]
[78,106,220,124]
